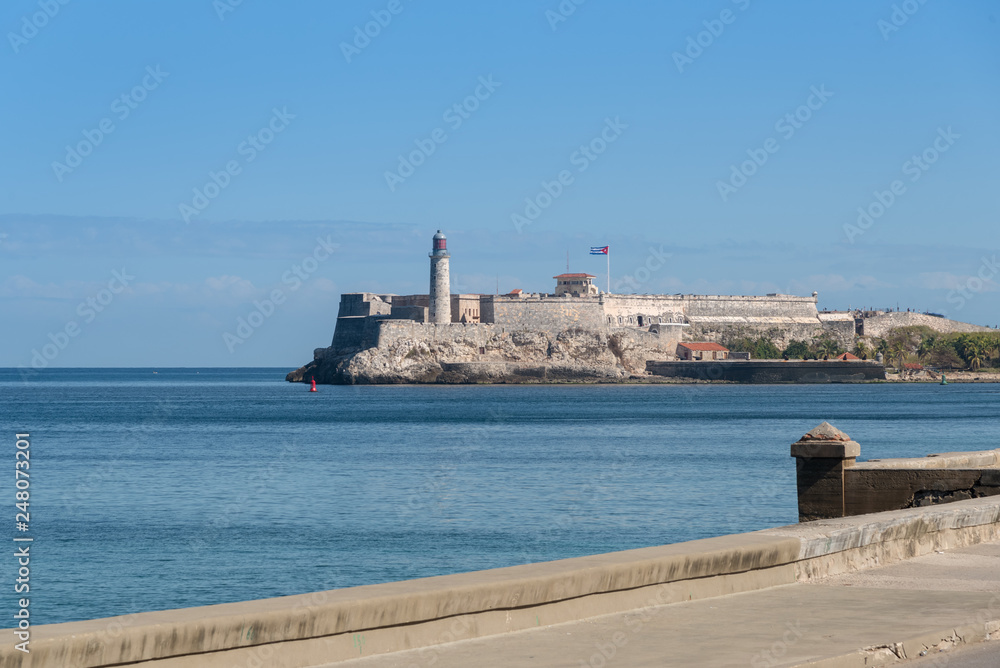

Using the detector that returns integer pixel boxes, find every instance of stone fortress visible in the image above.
[288,231,990,384]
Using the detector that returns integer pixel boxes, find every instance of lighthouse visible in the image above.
[428,230,451,324]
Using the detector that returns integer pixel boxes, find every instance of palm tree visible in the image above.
[917,335,936,362]
[889,342,908,370]
[966,341,984,371]
[986,335,1000,367]
[818,338,840,358]
[854,340,871,359]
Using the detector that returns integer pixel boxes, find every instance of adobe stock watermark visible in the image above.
[716,84,834,202]
[51,65,169,182]
[18,268,134,380]
[213,0,247,21]
[573,581,676,668]
[750,621,805,667]
[545,0,588,31]
[946,255,998,312]
[179,107,295,223]
[384,75,501,192]
[511,117,628,232]
[340,0,412,64]
[878,0,931,41]
[672,0,752,74]
[222,236,337,352]
[843,126,958,243]
[7,0,71,54]
[614,245,671,293]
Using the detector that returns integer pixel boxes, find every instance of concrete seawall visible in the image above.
[9,496,1000,668]
[646,359,886,383]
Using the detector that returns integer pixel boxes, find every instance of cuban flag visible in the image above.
[590,246,609,255]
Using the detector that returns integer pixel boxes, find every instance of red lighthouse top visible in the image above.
[430,230,449,257]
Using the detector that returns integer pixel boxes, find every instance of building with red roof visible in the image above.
[677,342,729,361]
[553,273,598,297]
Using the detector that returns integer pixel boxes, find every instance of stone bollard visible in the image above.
[790,422,861,522]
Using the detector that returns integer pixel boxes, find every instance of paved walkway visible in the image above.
[326,541,1000,668]
[901,639,1000,667]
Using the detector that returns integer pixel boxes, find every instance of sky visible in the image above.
[1,0,998,367]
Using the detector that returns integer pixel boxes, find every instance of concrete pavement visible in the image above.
[329,541,1000,668]
[901,640,1000,667]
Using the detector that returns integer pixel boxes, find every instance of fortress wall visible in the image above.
[393,294,430,309]
[600,294,820,323]
[479,295,495,324]
[686,319,855,351]
[681,294,819,319]
[330,316,379,352]
[374,320,498,349]
[328,293,859,362]
[601,295,685,323]
[491,297,606,333]
[822,319,857,348]
[336,293,393,318]
[862,312,993,338]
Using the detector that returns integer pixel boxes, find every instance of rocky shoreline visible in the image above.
[285,327,670,385]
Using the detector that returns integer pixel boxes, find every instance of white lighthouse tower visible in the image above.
[428,230,451,324]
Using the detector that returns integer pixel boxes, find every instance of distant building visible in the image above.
[835,352,860,361]
[451,294,481,324]
[677,342,729,361]
[553,273,598,297]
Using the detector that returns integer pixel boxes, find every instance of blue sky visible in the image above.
[1,0,998,367]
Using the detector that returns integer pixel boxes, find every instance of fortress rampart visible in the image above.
[490,295,606,333]
[861,311,993,338]
[329,292,844,351]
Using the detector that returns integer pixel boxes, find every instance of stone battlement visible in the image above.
[331,291,834,346]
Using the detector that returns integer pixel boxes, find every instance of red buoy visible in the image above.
[309,378,317,392]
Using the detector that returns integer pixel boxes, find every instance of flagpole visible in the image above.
[607,246,610,294]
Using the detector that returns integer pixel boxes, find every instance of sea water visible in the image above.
[1,368,997,625]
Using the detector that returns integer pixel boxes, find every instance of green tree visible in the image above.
[925,340,963,368]
[817,337,841,358]
[966,340,985,371]
[889,341,908,369]
[752,338,782,359]
[782,340,810,359]
[917,335,937,362]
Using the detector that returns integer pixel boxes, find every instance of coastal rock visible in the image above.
[286,326,648,384]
